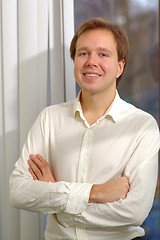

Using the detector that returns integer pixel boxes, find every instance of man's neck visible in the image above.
[80,89,116,126]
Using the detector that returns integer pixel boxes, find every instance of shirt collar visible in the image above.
[73,90,122,123]
[103,90,122,122]
[73,91,86,121]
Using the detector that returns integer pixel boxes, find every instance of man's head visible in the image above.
[70,18,130,86]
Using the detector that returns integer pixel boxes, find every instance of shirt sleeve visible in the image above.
[56,117,160,228]
[9,108,93,214]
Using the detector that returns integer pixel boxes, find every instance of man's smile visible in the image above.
[83,73,100,77]
[83,71,102,78]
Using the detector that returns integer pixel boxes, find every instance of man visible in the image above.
[9,18,160,240]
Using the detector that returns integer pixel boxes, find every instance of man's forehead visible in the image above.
[76,29,117,53]
[77,29,117,45]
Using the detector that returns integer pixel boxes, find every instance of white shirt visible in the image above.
[9,91,160,240]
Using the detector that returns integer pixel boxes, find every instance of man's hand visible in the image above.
[89,177,130,203]
[28,154,56,183]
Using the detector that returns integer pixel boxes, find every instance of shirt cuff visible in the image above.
[64,182,93,214]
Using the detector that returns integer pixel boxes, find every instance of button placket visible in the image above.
[76,124,97,240]
[77,126,96,183]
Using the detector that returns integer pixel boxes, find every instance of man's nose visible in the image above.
[85,53,98,67]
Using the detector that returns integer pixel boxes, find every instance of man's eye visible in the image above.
[100,53,107,57]
[81,52,87,56]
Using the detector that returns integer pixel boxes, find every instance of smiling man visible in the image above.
[9,18,160,240]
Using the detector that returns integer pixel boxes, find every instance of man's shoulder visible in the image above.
[120,98,158,126]
[40,99,76,118]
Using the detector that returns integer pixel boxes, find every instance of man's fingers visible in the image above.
[32,154,51,175]
[28,154,51,177]
[28,158,42,179]
[28,154,56,183]
[36,154,46,163]
[29,154,43,169]
[28,166,38,180]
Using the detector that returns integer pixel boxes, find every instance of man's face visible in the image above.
[74,29,125,96]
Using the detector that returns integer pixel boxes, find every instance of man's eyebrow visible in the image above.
[77,47,89,52]
[98,47,113,54]
[77,47,113,54]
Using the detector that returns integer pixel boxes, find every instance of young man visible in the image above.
[9,18,160,240]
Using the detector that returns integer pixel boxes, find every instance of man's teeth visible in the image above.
[84,74,99,77]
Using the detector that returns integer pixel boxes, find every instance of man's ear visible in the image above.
[116,59,125,79]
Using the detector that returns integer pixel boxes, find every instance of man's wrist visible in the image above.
[89,184,99,203]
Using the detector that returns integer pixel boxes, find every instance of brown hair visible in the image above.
[70,18,130,85]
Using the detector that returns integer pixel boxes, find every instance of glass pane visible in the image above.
[74,0,159,239]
